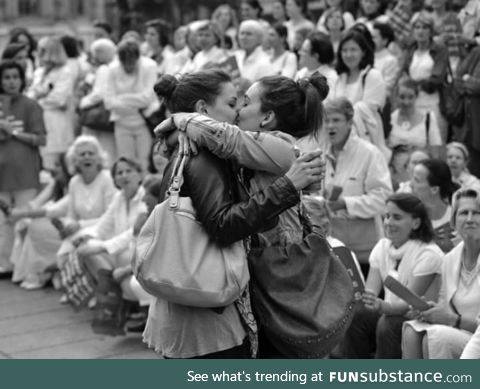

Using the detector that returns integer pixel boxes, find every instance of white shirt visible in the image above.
[235,46,276,83]
[388,109,442,148]
[85,186,147,261]
[104,56,159,126]
[369,238,443,305]
[269,51,298,78]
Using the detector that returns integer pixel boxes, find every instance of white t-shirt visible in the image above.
[388,109,442,148]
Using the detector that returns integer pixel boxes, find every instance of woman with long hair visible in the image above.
[148,69,327,358]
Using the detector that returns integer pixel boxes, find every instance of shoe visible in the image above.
[0,267,13,280]
[20,280,46,290]
[125,320,146,333]
[59,294,69,304]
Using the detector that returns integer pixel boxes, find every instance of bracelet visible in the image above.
[454,314,461,329]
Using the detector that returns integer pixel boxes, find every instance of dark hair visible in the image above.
[291,0,310,18]
[8,27,37,61]
[50,153,71,201]
[0,60,26,93]
[373,21,395,47]
[359,0,386,19]
[154,70,232,113]
[118,39,140,63]
[307,31,335,65]
[93,20,113,35]
[397,76,419,96]
[336,29,374,74]
[1,42,27,61]
[387,192,435,243]
[145,19,171,48]
[143,175,163,199]
[258,71,329,138]
[418,159,459,203]
[111,156,143,189]
[271,23,289,49]
[242,0,264,18]
[60,35,80,58]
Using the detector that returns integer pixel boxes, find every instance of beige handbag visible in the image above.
[134,154,249,307]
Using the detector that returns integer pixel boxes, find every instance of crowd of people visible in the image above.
[1,0,480,359]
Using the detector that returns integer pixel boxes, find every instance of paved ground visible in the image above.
[0,279,161,359]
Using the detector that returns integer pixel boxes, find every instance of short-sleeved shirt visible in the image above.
[0,94,46,191]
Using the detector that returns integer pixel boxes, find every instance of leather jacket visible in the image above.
[159,148,300,247]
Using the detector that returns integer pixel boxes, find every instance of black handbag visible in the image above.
[440,65,465,127]
[248,207,355,358]
[79,102,114,132]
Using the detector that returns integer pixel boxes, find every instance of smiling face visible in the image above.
[446,147,467,178]
[236,82,267,131]
[267,27,282,49]
[204,81,238,124]
[324,110,352,148]
[384,201,420,247]
[340,39,364,72]
[455,197,480,240]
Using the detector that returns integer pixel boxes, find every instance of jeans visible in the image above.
[340,305,406,359]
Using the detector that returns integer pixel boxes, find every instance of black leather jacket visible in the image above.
[159,149,300,247]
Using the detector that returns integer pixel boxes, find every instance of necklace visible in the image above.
[460,255,479,286]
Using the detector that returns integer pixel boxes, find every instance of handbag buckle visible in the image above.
[169,188,179,208]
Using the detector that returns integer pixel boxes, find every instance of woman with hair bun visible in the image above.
[149,69,327,358]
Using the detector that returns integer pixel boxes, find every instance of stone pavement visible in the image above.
[0,279,161,359]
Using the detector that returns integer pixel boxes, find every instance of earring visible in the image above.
[259,122,265,129]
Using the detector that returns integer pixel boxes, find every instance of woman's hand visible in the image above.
[154,113,199,140]
[418,304,457,326]
[178,132,198,156]
[61,219,81,238]
[77,239,106,256]
[285,150,325,191]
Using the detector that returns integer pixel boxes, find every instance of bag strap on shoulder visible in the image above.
[168,154,188,209]
[425,112,430,146]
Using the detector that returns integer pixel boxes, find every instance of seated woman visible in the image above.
[8,156,71,289]
[76,157,146,284]
[411,158,460,253]
[446,142,480,191]
[341,193,444,358]
[56,136,116,304]
[403,188,480,359]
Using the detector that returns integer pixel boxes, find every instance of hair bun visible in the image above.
[308,72,329,101]
[154,74,178,102]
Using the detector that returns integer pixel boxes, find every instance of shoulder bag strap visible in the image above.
[168,154,188,208]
